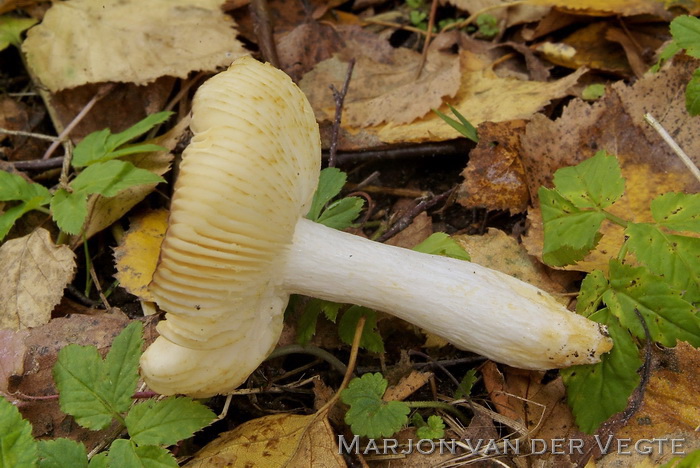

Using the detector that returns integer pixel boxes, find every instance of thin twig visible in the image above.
[328,59,355,168]
[250,0,280,67]
[0,128,61,142]
[414,0,439,80]
[376,188,454,243]
[10,156,64,171]
[644,113,700,184]
[324,140,472,165]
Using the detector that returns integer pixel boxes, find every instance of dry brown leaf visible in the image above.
[0,228,75,330]
[114,209,169,302]
[520,55,700,272]
[300,26,461,127]
[446,0,550,28]
[276,21,343,82]
[384,212,433,249]
[185,412,346,468]
[527,0,671,17]
[373,51,586,144]
[458,120,530,214]
[23,0,247,91]
[383,370,432,402]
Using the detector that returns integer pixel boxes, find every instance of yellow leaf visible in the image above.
[185,412,346,468]
[527,0,670,17]
[114,209,168,302]
[0,228,75,330]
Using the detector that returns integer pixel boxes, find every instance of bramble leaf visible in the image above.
[103,321,143,414]
[576,270,609,317]
[562,308,641,434]
[539,187,604,266]
[307,167,347,221]
[686,69,700,115]
[416,415,445,440]
[625,223,700,303]
[670,15,700,58]
[50,189,88,235]
[650,192,700,232]
[603,260,700,347]
[107,439,177,468]
[454,369,477,399]
[0,395,38,467]
[413,232,470,260]
[341,373,410,438]
[316,196,364,230]
[339,306,384,353]
[126,397,215,447]
[0,196,51,240]
[38,438,88,468]
[296,299,342,345]
[70,160,164,197]
[0,171,51,203]
[551,151,625,209]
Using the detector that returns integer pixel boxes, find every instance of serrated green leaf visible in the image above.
[0,15,37,50]
[0,395,38,467]
[38,439,88,468]
[454,369,477,399]
[126,397,215,447]
[661,449,700,468]
[307,167,347,221]
[0,196,51,240]
[686,69,700,115]
[88,453,108,468]
[416,415,445,440]
[108,144,168,159]
[296,299,341,345]
[413,232,470,260]
[576,270,609,317]
[341,373,410,438]
[651,192,700,232]
[72,112,173,167]
[552,151,625,209]
[649,41,681,73]
[562,308,642,434]
[316,197,364,230]
[433,105,478,142]
[50,189,88,235]
[0,171,51,202]
[540,187,605,266]
[338,306,384,353]
[319,300,342,322]
[53,345,114,430]
[108,439,178,468]
[625,223,699,303]
[603,260,700,347]
[670,15,700,58]
[70,160,164,197]
[104,322,143,414]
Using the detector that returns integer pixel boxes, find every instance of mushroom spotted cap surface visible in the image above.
[140,56,320,396]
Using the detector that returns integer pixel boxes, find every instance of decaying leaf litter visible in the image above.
[0,0,699,466]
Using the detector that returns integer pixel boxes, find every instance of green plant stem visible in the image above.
[35,206,51,215]
[603,210,628,228]
[406,400,466,421]
[55,231,70,245]
[267,344,349,375]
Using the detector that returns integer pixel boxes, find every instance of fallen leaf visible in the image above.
[528,0,671,17]
[383,370,432,402]
[384,212,433,248]
[114,209,168,302]
[0,228,75,330]
[185,412,346,468]
[446,0,551,28]
[458,120,530,214]
[521,55,700,272]
[23,0,247,91]
[276,21,343,82]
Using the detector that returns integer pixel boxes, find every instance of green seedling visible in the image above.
[433,104,479,143]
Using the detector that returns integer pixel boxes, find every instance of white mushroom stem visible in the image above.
[281,218,612,370]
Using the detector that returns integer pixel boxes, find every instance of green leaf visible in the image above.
[316,196,364,230]
[454,369,477,399]
[53,345,115,430]
[651,192,700,232]
[307,167,347,221]
[38,439,88,468]
[126,397,215,447]
[649,41,681,73]
[416,415,445,440]
[341,373,410,438]
[552,150,625,209]
[476,14,498,38]
[0,196,51,240]
[686,69,700,115]
[581,84,605,101]
[50,189,88,236]
[413,232,470,260]
[88,453,108,468]
[338,306,384,353]
[0,395,38,467]
[107,439,177,468]
[661,449,700,468]
[670,15,700,58]
[539,187,604,266]
[576,270,609,317]
[0,15,37,50]
[104,322,143,414]
[603,260,700,347]
[625,223,700,303]
[72,112,173,167]
[433,105,478,142]
[296,299,341,345]
[70,160,164,197]
[562,308,642,434]
[0,171,51,203]
[108,144,168,159]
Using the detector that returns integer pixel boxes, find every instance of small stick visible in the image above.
[250,0,280,68]
[643,113,700,184]
[325,140,471,165]
[0,128,61,142]
[328,59,355,168]
[414,0,439,80]
[376,188,454,243]
[9,157,64,171]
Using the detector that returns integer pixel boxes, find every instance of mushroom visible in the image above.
[140,56,613,397]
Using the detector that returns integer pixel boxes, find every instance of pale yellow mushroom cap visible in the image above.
[140,56,321,396]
